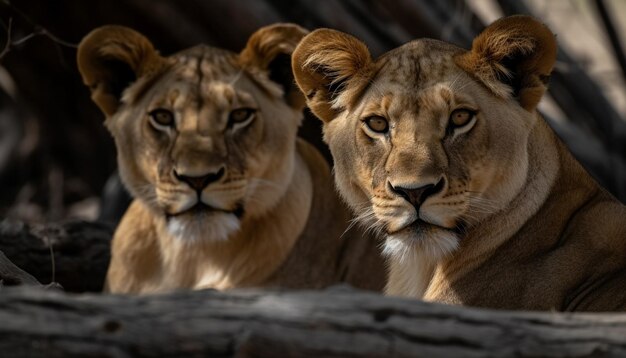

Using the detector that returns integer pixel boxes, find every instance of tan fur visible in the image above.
[293,15,626,311]
[78,24,385,294]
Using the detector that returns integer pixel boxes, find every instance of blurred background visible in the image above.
[0,0,625,226]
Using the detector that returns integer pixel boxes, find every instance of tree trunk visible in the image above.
[1,286,625,358]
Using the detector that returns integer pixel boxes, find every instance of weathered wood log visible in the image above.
[1,286,626,357]
[0,220,112,292]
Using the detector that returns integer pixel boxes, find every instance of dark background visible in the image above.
[0,0,625,226]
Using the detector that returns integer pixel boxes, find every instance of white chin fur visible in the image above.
[167,213,241,243]
[382,228,460,263]
[382,229,459,298]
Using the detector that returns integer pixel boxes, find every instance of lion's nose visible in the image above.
[389,178,445,210]
[174,167,225,191]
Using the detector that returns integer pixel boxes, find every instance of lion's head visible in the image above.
[78,24,307,242]
[293,16,557,263]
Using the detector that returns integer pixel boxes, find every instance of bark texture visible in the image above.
[1,286,626,357]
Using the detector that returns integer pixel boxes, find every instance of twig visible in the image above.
[44,234,56,284]
[0,26,78,62]
[0,1,78,62]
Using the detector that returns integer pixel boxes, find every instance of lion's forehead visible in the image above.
[375,39,463,90]
[123,46,264,135]
[172,45,240,80]
[167,47,243,104]
[359,40,473,122]
[123,45,245,111]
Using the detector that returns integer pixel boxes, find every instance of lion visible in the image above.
[292,15,626,311]
[77,24,385,294]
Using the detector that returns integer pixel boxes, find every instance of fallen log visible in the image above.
[1,286,625,357]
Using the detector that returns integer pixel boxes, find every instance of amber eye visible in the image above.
[149,109,175,127]
[449,109,475,127]
[364,116,389,133]
[228,108,256,127]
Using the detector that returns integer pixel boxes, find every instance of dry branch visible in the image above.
[1,286,626,357]
[0,2,77,62]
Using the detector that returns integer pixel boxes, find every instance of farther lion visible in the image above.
[77,24,385,294]
[293,15,626,311]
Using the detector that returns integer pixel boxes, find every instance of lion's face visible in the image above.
[293,16,556,260]
[111,49,301,241]
[79,24,308,241]
[315,42,534,258]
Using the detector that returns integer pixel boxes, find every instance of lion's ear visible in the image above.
[239,23,309,110]
[455,15,557,111]
[292,29,373,122]
[77,25,168,117]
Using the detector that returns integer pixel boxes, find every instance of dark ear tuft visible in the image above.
[101,59,137,102]
[239,23,309,110]
[267,53,292,89]
[77,25,168,116]
[455,15,557,111]
[292,29,373,122]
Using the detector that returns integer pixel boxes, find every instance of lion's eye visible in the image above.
[449,109,475,127]
[364,116,389,133]
[149,109,175,128]
[228,108,256,127]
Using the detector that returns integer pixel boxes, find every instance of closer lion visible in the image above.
[77,24,385,294]
[293,15,626,311]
